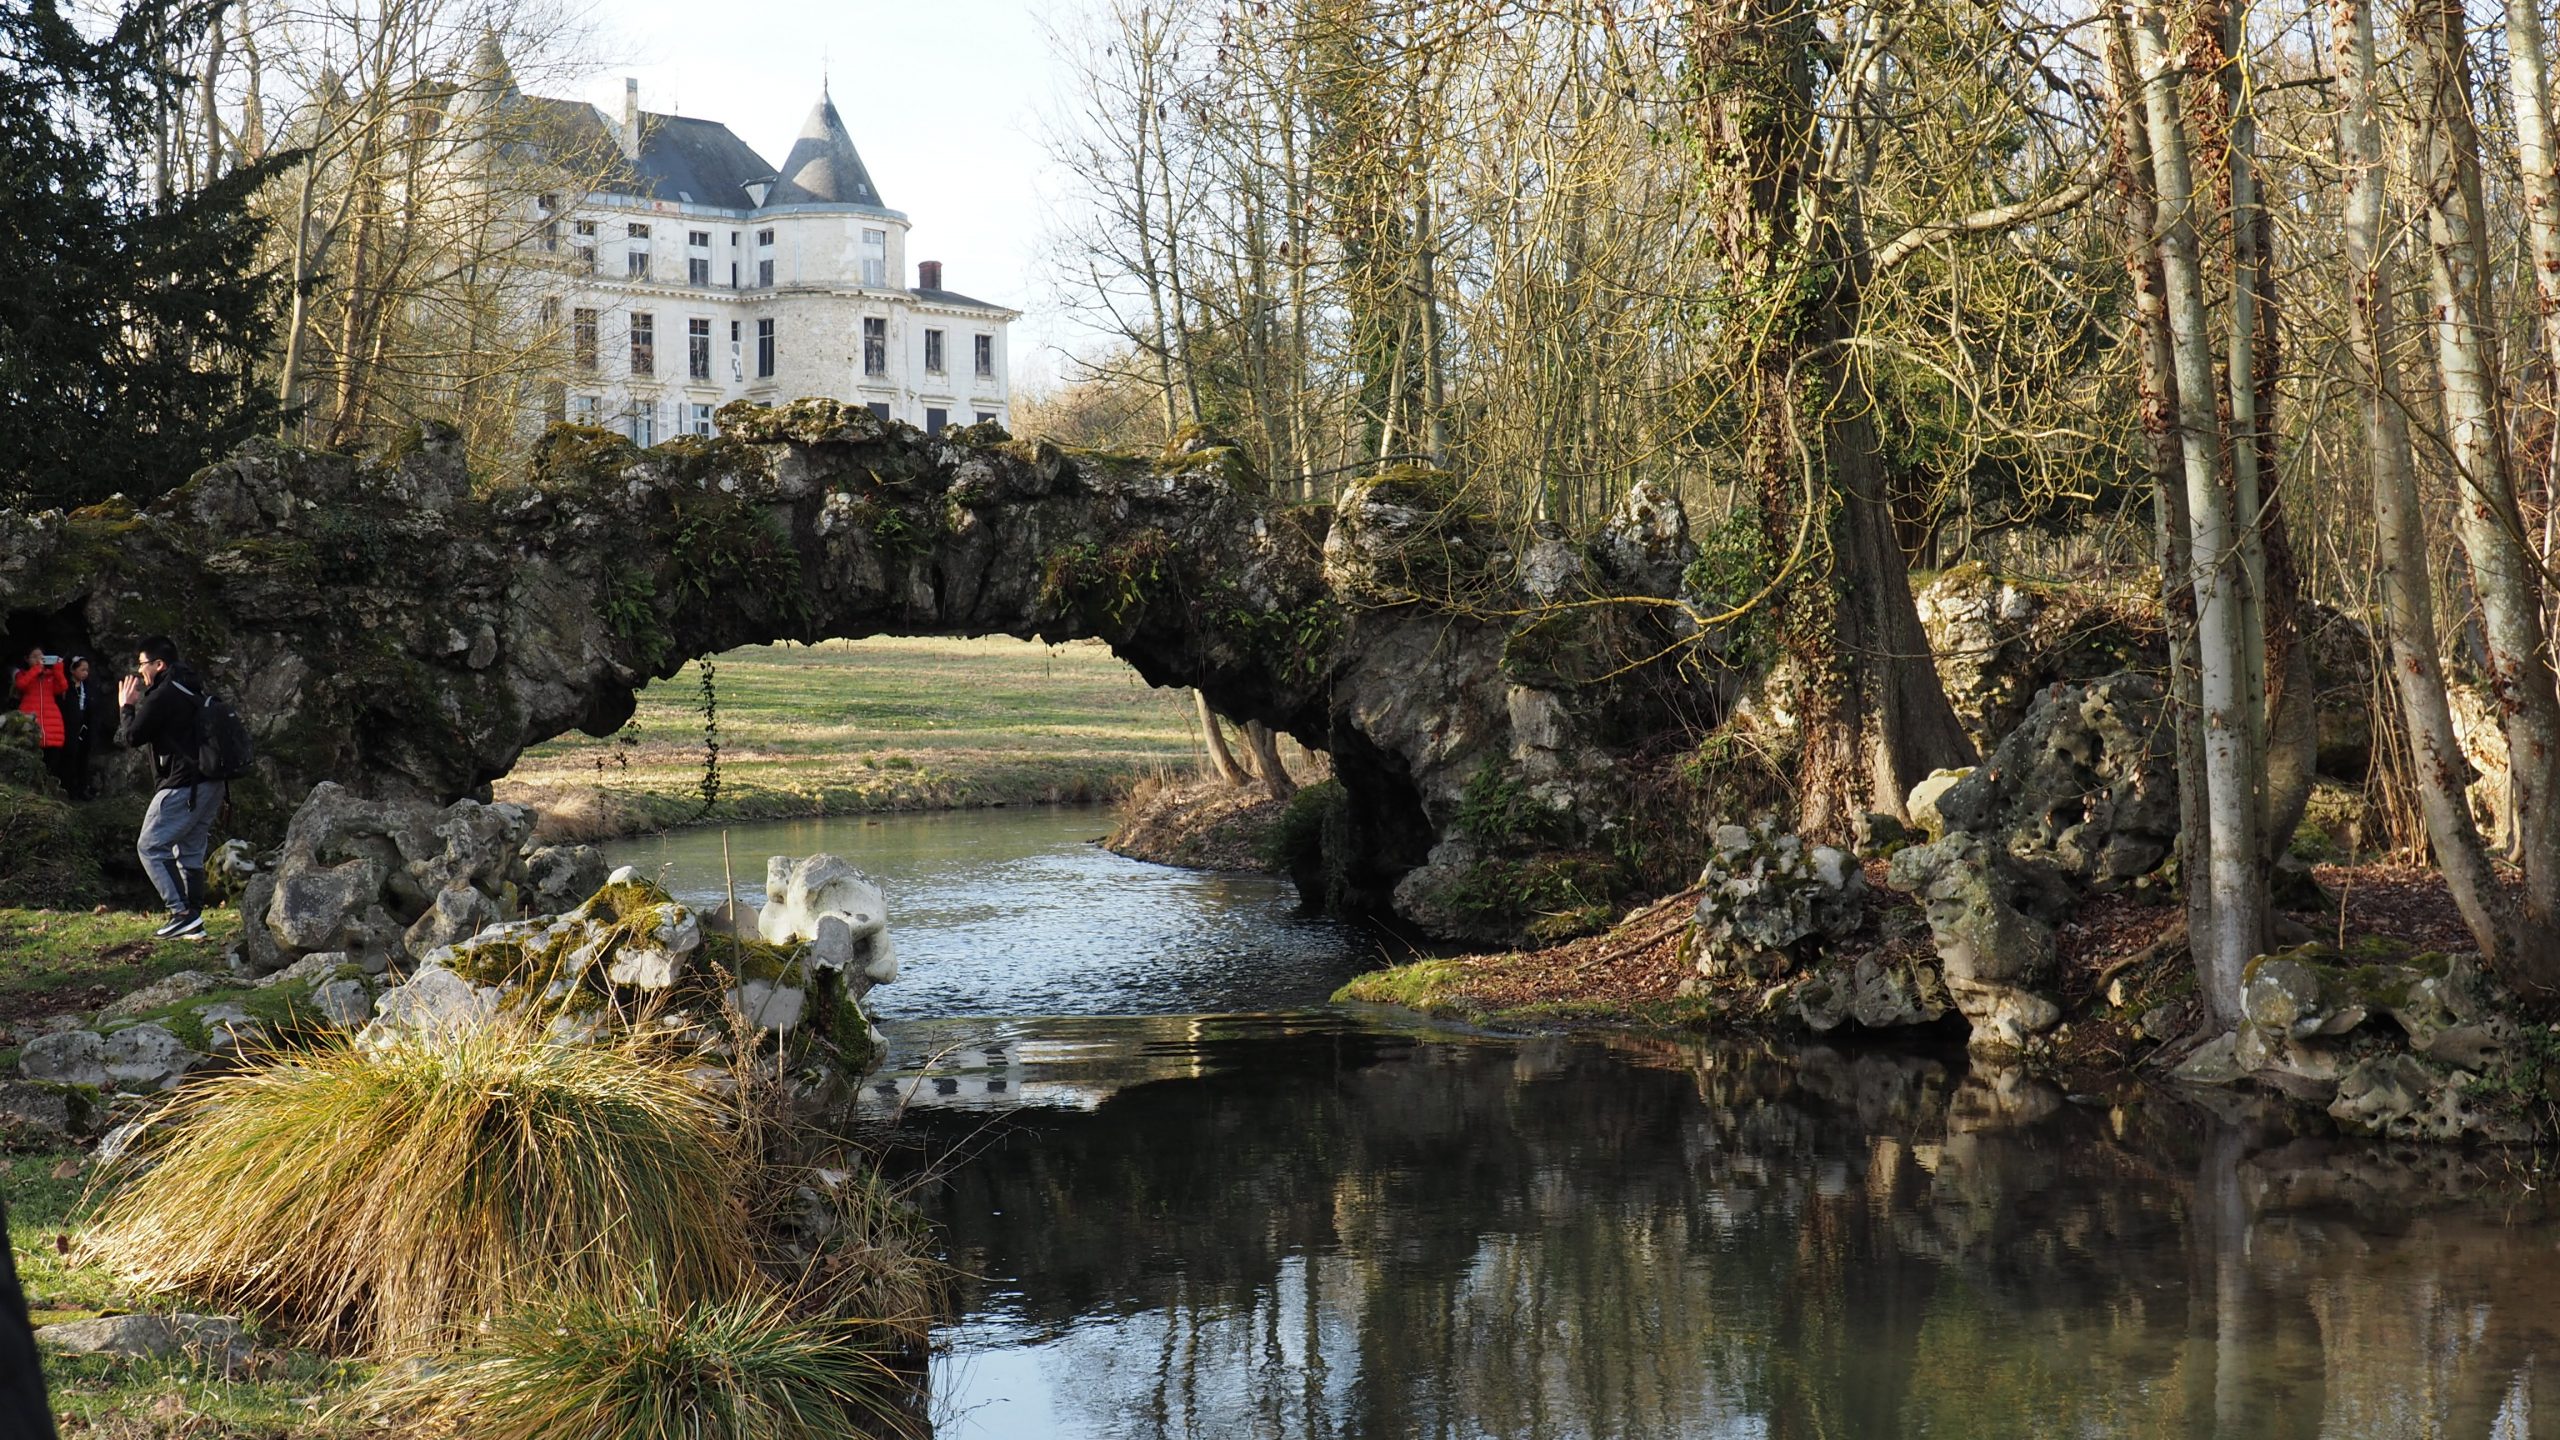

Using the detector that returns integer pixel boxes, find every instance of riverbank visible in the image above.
[1336,857,2494,1098]
[1102,773,1295,871]
[498,636,1206,840]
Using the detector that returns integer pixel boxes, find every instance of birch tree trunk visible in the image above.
[2107,13,2217,966]
[2130,2,2267,1027]
[2330,0,2531,973]
[2414,0,2560,997]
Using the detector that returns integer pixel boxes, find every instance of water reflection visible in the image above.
[880,1016,2560,1440]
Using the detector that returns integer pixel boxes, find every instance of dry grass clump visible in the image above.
[361,1286,924,1440]
[85,1020,760,1357]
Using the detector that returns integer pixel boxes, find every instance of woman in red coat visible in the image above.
[13,645,67,754]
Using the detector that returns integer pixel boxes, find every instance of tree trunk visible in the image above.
[2415,0,2560,998]
[1242,720,1298,801]
[2130,3,2268,1027]
[1690,0,1974,840]
[2107,13,2219,973]
[1195,691,1247,786]
[2330,0,2532,972]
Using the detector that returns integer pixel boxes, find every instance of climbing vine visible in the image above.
[695,653,720,814]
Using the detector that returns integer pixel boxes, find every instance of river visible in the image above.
[616,807,2560,1439]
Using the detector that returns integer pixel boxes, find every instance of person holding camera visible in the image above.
[117,637,220,939]
[11,645,67,779]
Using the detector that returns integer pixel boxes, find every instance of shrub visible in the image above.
[85,1021,761,1357]
[360,1286,924,1440]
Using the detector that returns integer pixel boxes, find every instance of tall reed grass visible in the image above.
[360,1286,926,1440]
[85,1021,761,1357]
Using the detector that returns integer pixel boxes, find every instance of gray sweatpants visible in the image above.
[137,782,225,915]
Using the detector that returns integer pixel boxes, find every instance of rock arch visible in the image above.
[0,402,1716,939]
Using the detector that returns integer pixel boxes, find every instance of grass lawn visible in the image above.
[498,636,1209,837]
[0,909,355,1437]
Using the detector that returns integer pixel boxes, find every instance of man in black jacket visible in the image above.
[116,636,222,939]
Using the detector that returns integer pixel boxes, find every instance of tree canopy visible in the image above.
[0,0,290,509]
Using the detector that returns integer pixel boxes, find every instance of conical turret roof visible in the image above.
[769,85,884,207]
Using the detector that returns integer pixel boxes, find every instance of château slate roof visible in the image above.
[910,286,1016,315]
[768,88,886,208]
[627,113,780,209]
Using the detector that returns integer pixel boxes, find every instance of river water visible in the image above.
[618,808,2560,1440]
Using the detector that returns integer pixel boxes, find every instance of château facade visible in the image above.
[469,41,1016,444]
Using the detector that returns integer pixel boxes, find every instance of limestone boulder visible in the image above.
[241,784,601,978]
[1915,569,2163,752]
[404,882,499,959]
[1688,821,1867,980]
[1931,673,2179,894]
[362,966,502,1050]
[18,1031,106,1088]
[1886,834,2058,1052]
[1787,950,1950,1034]
[522,843,609,914]
[37,1313,251,1373]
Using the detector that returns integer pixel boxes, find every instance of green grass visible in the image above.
[9,1146,373,1437]
[0,908,244,1068]
[1332,958,1476,1014]
[500,637,1204,836]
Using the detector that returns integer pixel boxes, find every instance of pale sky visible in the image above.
[578,0,1097,391]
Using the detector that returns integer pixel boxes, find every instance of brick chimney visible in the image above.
[619,77,640,159]
[918,260,943,291]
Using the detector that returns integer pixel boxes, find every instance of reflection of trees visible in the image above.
[893,1025,2560,1439]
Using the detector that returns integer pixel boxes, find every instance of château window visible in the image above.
[688,318,711,380]
[687,230,711,286]
[861,228,887,288]
[573,220,597,273]
[975,411,996,425]
[627,223,651,280]
[866,402,890,421]
[756,228,776,288]
[924,328,945,374]
[571,308,598,371]
[629,402,656,447]
[690,402,715,437]
[973,334,993,379]
[925,407,947,436]
[537,193,559,252]
[756,318,776,378]
[863,317,887,377]
[569,393,600,425]
[630,311,654,376]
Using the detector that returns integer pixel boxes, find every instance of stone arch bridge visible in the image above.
[0,402,1714,941]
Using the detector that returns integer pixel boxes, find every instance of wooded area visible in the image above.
[1034,0,2560,1020]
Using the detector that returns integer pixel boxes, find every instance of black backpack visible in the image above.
[173,679,255,781]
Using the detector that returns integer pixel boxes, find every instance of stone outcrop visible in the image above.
[1885,673,2177,1050]
[2172,942,2534,1143]
[0,409,1719,943]
[1686,821,1867,980]
[369,861,892,1094]
[232,782,605,977]
[1914,567,2381,782]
